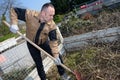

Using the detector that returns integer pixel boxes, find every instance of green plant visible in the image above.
[0,33,17,42]
[54,14,64,23]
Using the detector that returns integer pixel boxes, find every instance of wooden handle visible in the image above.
[2,20,74,74]
[2,20,54,60]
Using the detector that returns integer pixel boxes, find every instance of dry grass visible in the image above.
[66,41,120,80]
[46,40,120,80]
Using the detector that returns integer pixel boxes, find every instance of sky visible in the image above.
[19,0,50,11]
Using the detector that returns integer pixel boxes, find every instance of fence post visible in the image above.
[0,66,3,80]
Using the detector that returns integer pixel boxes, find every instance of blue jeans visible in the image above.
[27,41,65,80]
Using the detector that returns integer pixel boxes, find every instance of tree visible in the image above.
[50,0,95,14]
[51,0,71,14]
[0,0,20,21]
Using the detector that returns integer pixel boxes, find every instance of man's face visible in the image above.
[42,6,55,22]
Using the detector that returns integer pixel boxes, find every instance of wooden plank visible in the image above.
[64,27,120,51]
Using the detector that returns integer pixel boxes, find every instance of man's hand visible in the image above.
[54,56,61,65]
[10,25,19,33]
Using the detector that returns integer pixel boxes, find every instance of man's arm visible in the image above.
[49,28,59,58]
[14,8,26,21]
[10,8,26,33]
[10,8,26,25]
[49,28,62,65]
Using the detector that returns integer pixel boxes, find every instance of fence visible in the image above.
[0,41,34,80]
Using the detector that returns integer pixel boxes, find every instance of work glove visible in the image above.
[61,73,71,80]
[10,25,19,33]
[54,56,61,65]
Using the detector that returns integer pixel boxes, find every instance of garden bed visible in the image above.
[46,40,120,80]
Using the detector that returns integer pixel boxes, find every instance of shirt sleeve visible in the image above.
[49,22,59,58]
[10,7,26,25]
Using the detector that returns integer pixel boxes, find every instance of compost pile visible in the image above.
[60,8,120,37]
[46,40,120,80]
[65,40,120,80]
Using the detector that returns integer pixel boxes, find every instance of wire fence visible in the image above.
[0,42,35,80]
[0,23,64,80]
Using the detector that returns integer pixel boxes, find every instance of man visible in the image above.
[9,2,71,80]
